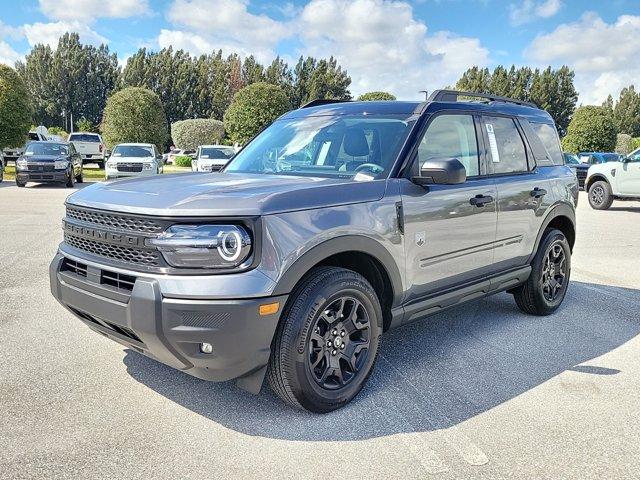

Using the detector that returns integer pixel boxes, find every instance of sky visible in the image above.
[0,0,638,105]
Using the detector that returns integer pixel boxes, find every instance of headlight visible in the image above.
[107,160,117,168]
[54,160,69,170]
[147,224,251,268]
[16,158,28,170]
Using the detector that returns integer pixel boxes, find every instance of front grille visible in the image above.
[27,164,55,172]
[117,163,143,173]
[65,233,161,266]
[101,270,136,291]
[66,206,164,234]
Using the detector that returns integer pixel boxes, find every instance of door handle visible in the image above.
[469,194,494,207]
[530,187,547,198]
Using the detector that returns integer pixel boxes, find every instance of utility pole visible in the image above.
[70,111,74,133]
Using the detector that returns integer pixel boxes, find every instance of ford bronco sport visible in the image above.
[50,90,578,413]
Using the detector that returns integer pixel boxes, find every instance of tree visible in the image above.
[612,85,640,136]
[100,87,167,151]
[291,56,351,107]
[15,33,118,128]
[223,82,290,144]
[455,65,578,136]
[561,106,616,153]
[76,117,94,132]
[171,119,225,149]
[0,64,33,150]
[615,133,633,155]
[358,91,396,101]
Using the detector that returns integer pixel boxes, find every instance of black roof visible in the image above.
[281,90,553,124]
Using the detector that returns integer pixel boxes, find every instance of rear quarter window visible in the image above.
[530,123,564,166]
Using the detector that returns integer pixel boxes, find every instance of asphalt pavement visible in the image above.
[1,181,639,479]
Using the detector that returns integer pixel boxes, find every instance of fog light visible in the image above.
[200,342,213,354]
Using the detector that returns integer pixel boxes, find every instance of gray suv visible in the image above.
[50,90,578,412]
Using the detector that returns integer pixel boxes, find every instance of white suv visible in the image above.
[585,148,640,209]
[105,143,163,180]
[191,145,235,172]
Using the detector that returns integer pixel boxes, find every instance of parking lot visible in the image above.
[1,182,639,479]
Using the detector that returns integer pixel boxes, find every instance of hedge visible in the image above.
[0,64,33,150]
[101,87,167,151]
[173,155,192,167]
[171,118,224,150]
[223,82,290,144]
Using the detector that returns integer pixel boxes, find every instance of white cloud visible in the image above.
[297,0,489,99]
[525,13,640,104]
[22,21,108,47]
[509,0,562,26]
[164,0,289,61]
[157,0,489,99]
[0,41,22,65]
[39,0,150,23]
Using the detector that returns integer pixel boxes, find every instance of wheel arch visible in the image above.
[585,173,610,192]
[272,236,403,332]
[528,203,576,263]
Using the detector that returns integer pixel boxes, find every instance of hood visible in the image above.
[569,163,590,170]
[109,156,155,163]
[67,172,386,217]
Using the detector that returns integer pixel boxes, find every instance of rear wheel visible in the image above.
[268,266,382,412]
[513,228,571,315]
[588,181,613,210]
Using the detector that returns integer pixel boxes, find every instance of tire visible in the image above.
[76,170,84,183]
[513,228,571,316]
[588,181,613,210]
[267,266,382,413]
[97,161,104,170]
[16,180,26,187]
[66,171,75,188]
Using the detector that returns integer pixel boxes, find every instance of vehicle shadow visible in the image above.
[608,205,640,212]
[122,281,640,441]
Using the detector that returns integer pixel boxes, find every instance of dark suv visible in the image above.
[50,90,577,412]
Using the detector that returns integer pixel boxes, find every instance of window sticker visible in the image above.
[486,123,500,163]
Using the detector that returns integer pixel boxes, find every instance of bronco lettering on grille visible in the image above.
[64,221,143,247]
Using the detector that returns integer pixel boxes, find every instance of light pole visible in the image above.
[419,90,429,100]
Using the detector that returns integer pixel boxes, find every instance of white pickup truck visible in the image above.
[68,132,106,168]
[585,148,640,209]
[3,130,47,165]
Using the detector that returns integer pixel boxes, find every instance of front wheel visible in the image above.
[268,266,382,412]
[588,181,613,210]
[65,171,75,188]
[513,228,571,316]
[96,161,104,170]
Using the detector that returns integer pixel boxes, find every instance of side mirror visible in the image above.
[412,158,467,186]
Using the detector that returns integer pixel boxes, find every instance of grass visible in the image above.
[2,163,191,182]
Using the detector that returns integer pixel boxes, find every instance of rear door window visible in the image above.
[482,116,529,174]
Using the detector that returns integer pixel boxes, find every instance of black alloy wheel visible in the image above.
[307,296,371,390]
[541,241,567,302]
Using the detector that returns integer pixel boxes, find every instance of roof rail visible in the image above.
[428,89,537,108]
[300,98,351,109]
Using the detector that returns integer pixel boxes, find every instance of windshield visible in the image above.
[225,114,415,179]
[28,132,40,141]
[200,147,234,160]
[602,153,621,162]
[24,143,68,156]
[563,153,580,165]
[69,134,100,142]
[111,145,154,158]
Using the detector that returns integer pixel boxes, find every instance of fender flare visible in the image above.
[527,202,576,263]
[272,235,404,307]
[585,173,610,192]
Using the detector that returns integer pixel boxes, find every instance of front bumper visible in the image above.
[50,252,287,383]
[17,170,69,183]
[105,168,158,179]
